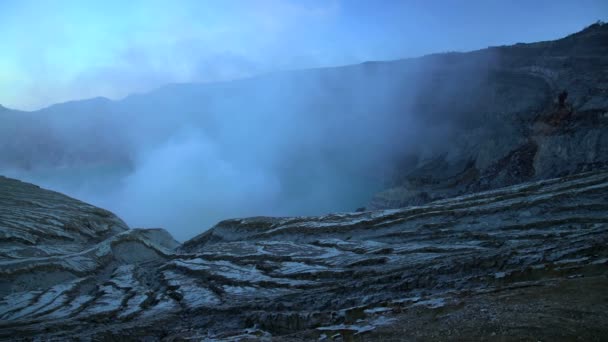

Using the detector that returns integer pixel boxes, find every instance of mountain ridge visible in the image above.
[3,22,605,114]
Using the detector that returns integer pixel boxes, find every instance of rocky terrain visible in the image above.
[1,168,607,340]
[370,21,608,209]
[1,23,607,341]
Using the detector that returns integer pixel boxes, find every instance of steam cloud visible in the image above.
[0,55,494,240]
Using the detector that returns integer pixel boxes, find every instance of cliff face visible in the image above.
[1,169,607,340]
[370,22,608,209]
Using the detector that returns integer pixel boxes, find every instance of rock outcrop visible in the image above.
[1,169,607,340]
[370,22,608,209]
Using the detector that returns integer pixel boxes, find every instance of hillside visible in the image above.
[370,21,608,209]
[1,169,607,340]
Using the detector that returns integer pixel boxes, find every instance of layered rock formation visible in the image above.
[1,169,607,340]
[1,23,607,341]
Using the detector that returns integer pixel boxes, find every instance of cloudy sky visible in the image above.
[1,0,606,110]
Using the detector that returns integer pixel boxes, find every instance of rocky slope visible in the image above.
[370,21,608,209]
[1,169,607,340]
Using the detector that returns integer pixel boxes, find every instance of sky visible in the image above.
[1,0,606,111]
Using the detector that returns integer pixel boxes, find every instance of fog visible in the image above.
[0,54,502,240]
[1,1,606,240]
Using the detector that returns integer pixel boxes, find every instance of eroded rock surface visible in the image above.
[370,22,608,209]
[1,169,607,340]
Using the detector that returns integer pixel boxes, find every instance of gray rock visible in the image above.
[370,23,608,209]
[1,169,607,340]
[1,23,608,341]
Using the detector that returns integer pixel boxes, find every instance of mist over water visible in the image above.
[1,54,510,240]
[1,62,435,240]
